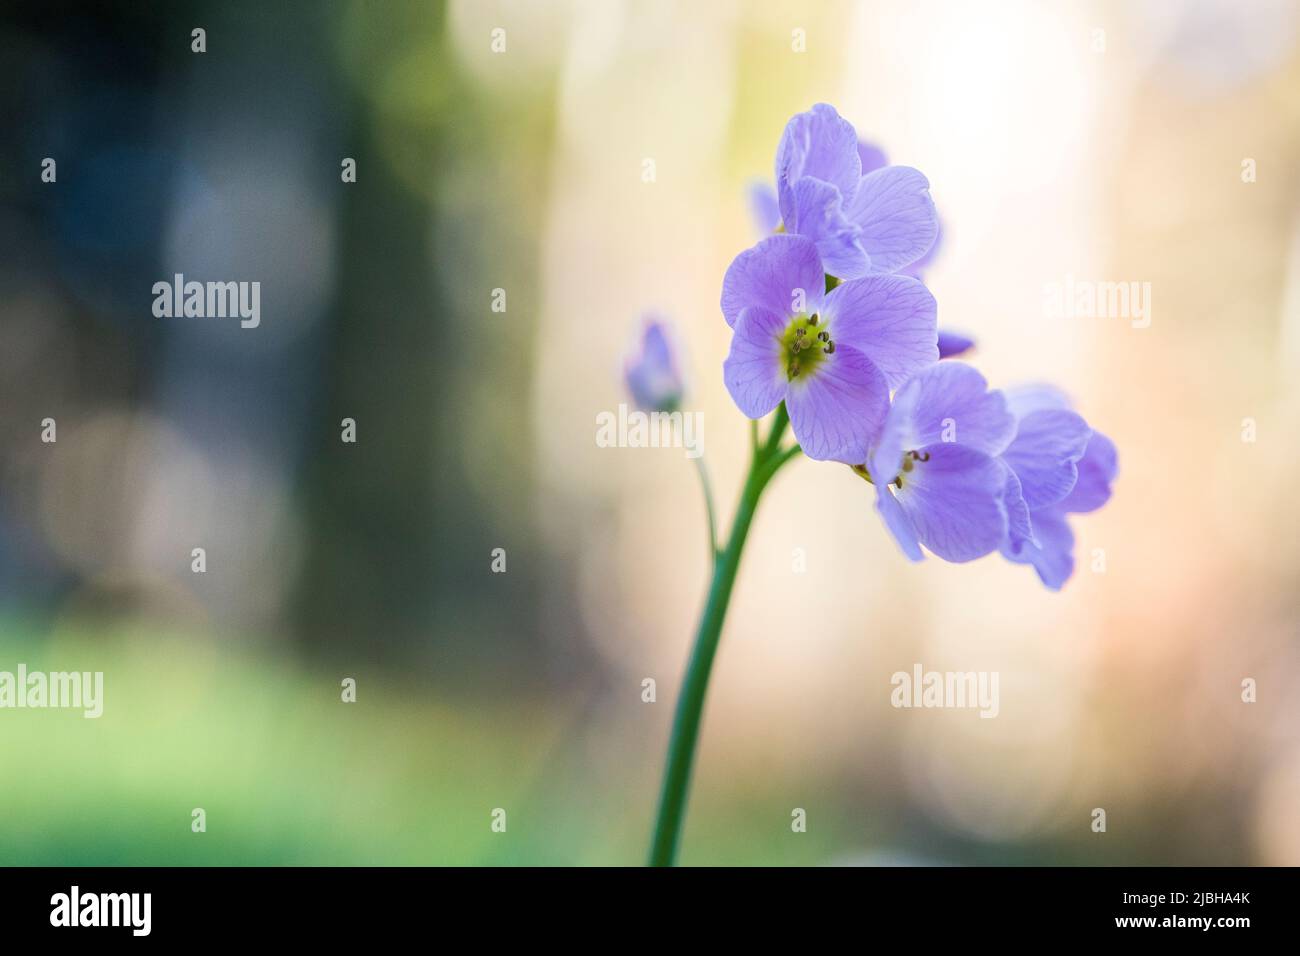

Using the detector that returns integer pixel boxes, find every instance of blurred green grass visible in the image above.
[0,619,854,866]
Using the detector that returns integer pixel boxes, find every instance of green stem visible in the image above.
[648,406,798,866]
[691,455,720,561]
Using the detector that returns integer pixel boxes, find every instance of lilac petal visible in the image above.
[783,176,870,279]
[842,166,939,274]
[857,140,889,174]
[999,462,1036,557]
[785,343,889,463]
[747,180,782,236]
[723,306,788,419]
[901,218,944,280]
[721,234,825,329]
[822,273,938,388]
[874,482,923,562]
[869,363,1012,482]
[1003,383,1073,419]
[896,362,1015,456]
[1003,507,1075,590]
[774,103,861,222]
[1001,409,1091,509]
[936,328,975,359]
[867,376,919,485]
[1059,430,1118,514]
[893,444,1008,562]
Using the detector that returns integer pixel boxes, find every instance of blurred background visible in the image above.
[1,0,1298,865]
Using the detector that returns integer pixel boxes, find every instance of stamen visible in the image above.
[816,331,829,342]
[823,342,835,354]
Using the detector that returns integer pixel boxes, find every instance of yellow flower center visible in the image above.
[781,313,836,381]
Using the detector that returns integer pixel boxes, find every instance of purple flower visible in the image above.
[773,104,939,280]
[624,316,684,412]
[750,132,969,356]
[850,141,964,350]
[865,362,1016,562]
[997,385,1117,589]
[751,136,942,274]
[721,234,937,463]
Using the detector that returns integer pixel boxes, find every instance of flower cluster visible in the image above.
[725,104,1116,589]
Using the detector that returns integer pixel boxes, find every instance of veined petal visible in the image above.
[1003,507,1075,591]
[1059,430,1118,514]
[874,481,923,562]
[785,343,889,463]
[868,378,919,485]
[1001,409,1091,509]
[775,103,861,220]
[721,234,824,329]
[822,273,938,388]
[999,462,1036,557]
[891,362,1016,457]
[783,176,870,279]
[843,166,939,274]
[893,444,1008,562]
[723,306,787,419]
[901,218,944,280]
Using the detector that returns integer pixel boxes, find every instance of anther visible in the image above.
[824,342,835,354]
[817,331,829,342]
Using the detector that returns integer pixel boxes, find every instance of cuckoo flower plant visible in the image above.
[646,105,1117,867]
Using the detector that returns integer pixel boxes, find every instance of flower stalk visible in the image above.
[648,404,798,866]
[691,454,720,561]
